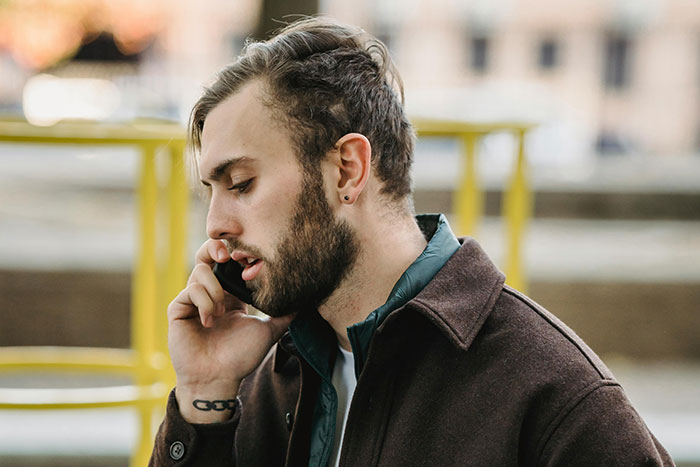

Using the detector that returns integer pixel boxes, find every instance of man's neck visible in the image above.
[318,214,428,351]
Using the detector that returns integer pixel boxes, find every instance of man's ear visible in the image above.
[332,133,371,204]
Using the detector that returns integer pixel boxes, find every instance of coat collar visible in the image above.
[275,233,506,372]
[399,236,506,352]
[282,214,459,380]
[345,214,460,374]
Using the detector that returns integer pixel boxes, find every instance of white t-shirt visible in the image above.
[328,345,357,467]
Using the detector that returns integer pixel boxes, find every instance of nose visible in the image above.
[206,193,243,240]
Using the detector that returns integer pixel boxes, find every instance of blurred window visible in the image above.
[595,130,630,155]
[471,37,490,72]
[604,35,630,89]
[74,33,142,63]
[538,38,559,70]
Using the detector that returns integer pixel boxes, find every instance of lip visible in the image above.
[241,259,263,281]
[231,250,263,281]
[231,250,257,263]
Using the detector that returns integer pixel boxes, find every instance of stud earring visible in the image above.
[344,195,350,201]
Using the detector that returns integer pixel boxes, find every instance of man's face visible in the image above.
[199,80,358,317]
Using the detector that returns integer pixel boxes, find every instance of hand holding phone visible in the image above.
[166,239,294,423]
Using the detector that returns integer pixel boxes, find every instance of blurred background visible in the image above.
[0,0,699,465]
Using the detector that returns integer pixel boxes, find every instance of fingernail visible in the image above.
[218,250,228,261]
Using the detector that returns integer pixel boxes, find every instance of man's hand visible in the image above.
[167,239,294,423]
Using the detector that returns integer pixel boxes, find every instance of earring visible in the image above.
[344,195,350,201]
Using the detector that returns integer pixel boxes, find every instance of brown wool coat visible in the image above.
[151,238,674,466]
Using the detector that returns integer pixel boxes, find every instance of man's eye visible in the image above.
[227,179,253,193]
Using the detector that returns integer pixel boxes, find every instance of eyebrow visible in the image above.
[200,156,254,186]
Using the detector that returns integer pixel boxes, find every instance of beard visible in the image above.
[226,169,359,318]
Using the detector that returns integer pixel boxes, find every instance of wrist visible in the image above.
[176,382,241,423]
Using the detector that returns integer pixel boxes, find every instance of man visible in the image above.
[150,17,673,466]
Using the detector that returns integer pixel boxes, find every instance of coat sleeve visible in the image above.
[149,389,240,466]
[538,381,675,466]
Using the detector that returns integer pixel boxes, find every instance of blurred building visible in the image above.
[324,0,700,159]
[1,0,699,158]
[0,0,260,123]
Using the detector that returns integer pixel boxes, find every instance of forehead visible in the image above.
[198,80,296,176]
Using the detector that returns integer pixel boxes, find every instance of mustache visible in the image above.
[223,238,266,260]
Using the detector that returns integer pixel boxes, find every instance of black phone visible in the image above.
[213,261,254,304]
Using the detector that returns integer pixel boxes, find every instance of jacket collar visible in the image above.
[275,227,506,372]
[401,236,506,352]
[346,214,460,374]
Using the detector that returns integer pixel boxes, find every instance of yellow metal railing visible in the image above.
[0,118,188,466]
[0,116,532,465]
[413,119,534,291]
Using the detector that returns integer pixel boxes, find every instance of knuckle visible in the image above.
[212,284,225,301]
[190,283,214,310]
[168,295,180,309]
[189,282,205,294]
[196,240,218,262]
[195,243,207,260]
[192,263,211,276]
[214,293,225,306]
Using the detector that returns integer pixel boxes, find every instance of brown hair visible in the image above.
[188,17,415,202]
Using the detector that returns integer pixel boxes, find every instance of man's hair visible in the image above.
[188,17,415,203]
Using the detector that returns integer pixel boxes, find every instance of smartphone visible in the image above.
[213,261,254,304]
